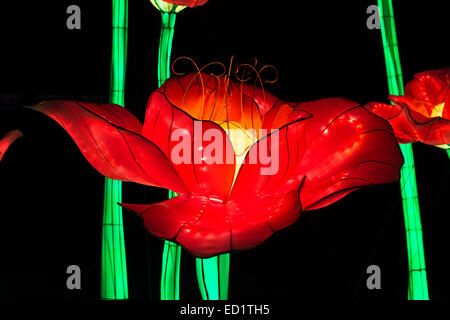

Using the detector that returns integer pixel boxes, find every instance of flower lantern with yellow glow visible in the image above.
[29,72,403,257]
[365,68,450,149]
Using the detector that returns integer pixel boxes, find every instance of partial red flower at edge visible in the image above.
[161,0,208,8]
[365,68,450,148]
[0,130,23,163]
[28,73,403,257]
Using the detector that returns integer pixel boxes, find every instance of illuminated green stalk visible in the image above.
[378,0,429,300]
[160,238,181,300]
[196,254,230,300]
[158,12,176,87]
[446,149,450,160]
[102,0,128,299]
[158,11,182,300]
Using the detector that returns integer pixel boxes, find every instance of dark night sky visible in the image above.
[0,0,448,300]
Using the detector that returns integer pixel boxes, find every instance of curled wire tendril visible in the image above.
[170,56,279,126]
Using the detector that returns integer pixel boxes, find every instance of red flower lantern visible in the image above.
[29,72,403,257]
[365,68,450,148]
[0,130,23,163]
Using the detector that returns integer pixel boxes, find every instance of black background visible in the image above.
[0,0,448,300]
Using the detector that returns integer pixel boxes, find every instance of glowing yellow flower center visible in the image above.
[430,102,445,118]
[217,121,257,184]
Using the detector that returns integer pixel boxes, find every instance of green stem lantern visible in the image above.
[102,0,129,299]
[158,11,177,87]
[377,0,429,300]
[196,253,230,300]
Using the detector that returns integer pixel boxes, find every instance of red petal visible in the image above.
[143,90,236,200]
[28,101,187,193]
[298,99,403,210]
[121,191,301,258]
[241,82,281,115]
[229,112,311,200]
[75,101,143,133]
[259,100,313,132]
[365,101,402,119]
[406,69,450,107]
[0,130,23,162]
[387,95,432,121]
[162,73,263,130]
[162,0,209,8]
[231,98,402,210]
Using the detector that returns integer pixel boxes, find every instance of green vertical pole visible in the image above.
[102,0,129,299]
[160,239,181,300]
[158,12,176,87]
[378,0,429,300]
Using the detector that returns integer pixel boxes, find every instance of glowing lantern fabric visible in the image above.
[161,0,208,7]
[29,73,403,257]
[28,101,187,193]
[150,0,208,12]
[0,130,23,163]
[365,68,450,148]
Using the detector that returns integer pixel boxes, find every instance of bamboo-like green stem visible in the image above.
[378,0,429,300]
[158,11,182,300]
[196,254,230,300]
[158,12,176,87]
[160,239,181,299]
[102,0,129,299]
